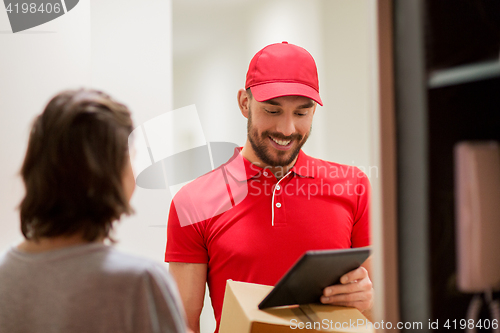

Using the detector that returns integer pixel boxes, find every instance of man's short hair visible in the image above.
[19,89,134,242]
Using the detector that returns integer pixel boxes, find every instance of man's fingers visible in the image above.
[321,289,372,303]
[320,267,374,314]
[321,289,374,312]
[323,275,372,296]
[341,266,368,284]
[324,281,358,296]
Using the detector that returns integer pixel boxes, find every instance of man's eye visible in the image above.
[296,113,307,117]
[265,109,279,114]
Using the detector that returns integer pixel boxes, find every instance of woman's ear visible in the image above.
[237,89,250,119]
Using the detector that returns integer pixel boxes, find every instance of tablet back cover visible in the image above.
[259,248,370,309]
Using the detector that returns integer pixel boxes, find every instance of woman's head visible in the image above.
[19,89,135,242]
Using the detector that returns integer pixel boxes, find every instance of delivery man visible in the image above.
[165,42,373,333]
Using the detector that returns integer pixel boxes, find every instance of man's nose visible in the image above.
[275,114,296,137]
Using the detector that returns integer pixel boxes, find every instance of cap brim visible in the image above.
[250,82,323,106]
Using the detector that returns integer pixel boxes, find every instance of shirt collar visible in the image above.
[224,147,261,181]
[224,148,315,181]
[290,150,315,178]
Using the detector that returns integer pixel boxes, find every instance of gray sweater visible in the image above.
[0,243,186,333]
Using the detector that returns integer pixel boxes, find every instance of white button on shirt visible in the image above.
[271,169,292,226]
[263,171,269,176]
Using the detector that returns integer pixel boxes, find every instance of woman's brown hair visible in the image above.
[19,89,134,241]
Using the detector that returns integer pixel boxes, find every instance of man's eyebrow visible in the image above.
[297,101,315,109]
[263,99,281,106]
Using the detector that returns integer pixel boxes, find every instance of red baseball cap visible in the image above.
[245,42,323,106]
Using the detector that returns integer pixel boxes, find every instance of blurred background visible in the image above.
[2,0,499,332]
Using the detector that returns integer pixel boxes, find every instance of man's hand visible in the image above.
[320,265,374,314]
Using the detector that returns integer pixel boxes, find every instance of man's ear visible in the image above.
[237,89,250,119]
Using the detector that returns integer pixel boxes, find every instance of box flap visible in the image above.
[307,304,374,332]
[226,280,299,326]
[221,280,374,333]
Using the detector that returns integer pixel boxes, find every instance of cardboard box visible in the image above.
[219,280,374,333]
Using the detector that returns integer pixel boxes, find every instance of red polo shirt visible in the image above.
[165,148,370,332]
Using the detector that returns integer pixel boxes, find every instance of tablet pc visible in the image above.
[258,247,370,309]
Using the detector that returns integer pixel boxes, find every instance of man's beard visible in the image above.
[247,107,310,168]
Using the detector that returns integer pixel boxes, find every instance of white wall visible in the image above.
[0,0,92,249]
[321,0,371,169]
[172,1,372,331]
[0,1,173,260]
[89,0,173,261]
